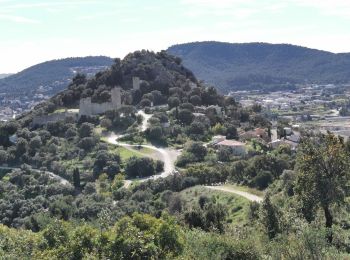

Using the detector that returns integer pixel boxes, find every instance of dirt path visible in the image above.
[137,110,152,132]
[107,133,180,179]
[205,185,263,202]
[106,110,181,185]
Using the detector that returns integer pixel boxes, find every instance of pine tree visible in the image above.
[73,168,80,189]
[260,193,280,239]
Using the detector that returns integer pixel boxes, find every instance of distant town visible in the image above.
[230,83,350,140]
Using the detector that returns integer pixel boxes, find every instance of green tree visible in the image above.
[260,193,280,239]
[186,142,207,161]
[100,118,112,130]
[226,125,238,140]
[79,123,94,138]
[189,95,201,106]
[0,150,8,164]
[15,138,28,158]
[212,123,227,135]
[295,134,350,243]
[73,168,80,189]
[41,220,69,249]
[178,109,194,125]
[148,125,163,141]
[168,96,180,109]
[111,173,125,191]
[124,156,155,178]
[29,136,42,155]
[217,146,231,162]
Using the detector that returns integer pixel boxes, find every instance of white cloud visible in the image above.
[2,1,100,9]
[181,0,251,8]
[291,0,350,17]
[181,0,350,18]
[76,11,121,21]
[0,14,39,23]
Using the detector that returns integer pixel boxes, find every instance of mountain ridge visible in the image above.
[167,41,350,92]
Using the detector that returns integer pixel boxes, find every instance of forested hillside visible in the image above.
[0,50,349,259]
[0,56,113,95]
[168,41,350,92]
[0,74,12,79]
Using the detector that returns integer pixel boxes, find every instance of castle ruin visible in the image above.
[132,76,141,90]
[79,87,122,117]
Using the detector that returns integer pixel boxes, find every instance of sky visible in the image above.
[1,0,350,73]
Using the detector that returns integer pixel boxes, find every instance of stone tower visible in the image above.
[111,87,122,109]
[132,77,140,90]
[79,97,92,116]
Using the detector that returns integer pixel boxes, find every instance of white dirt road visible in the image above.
[205,186,263,202]
[106,110,180,184]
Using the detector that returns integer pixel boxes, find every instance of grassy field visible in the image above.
[112,146,154,161]
[179,185,251,226]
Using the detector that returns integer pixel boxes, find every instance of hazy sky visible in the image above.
[1,0,350,73]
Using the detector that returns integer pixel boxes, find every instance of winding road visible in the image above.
[106,110,180,184]
[107,110,263,203]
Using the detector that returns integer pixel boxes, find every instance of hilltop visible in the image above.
[167,41,350,92]
[19,50,200,123]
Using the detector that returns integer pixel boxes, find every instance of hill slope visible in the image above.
[0,74,13,79]
[167,42,350,92]
[0,56,114,96]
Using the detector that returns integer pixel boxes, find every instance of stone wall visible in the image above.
[32,111,78,126]
[79,87,122,117]
[132,77,140,90]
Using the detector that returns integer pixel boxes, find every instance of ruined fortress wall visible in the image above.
[79,98,92,116]
[111,87,121,108]
[32,112,78,126]
[132,77,140,90]
[90,102,113,115]
[79,87,122,117]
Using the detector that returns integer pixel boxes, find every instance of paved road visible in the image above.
[205,186,263,202]
[0,166,71,186]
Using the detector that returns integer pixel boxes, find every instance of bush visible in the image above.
[78,137,97,151]
[252,170,273,190]
[155,160,164,173]
[186,142,207,161]
[125,157,156,178]
[78,123,94,138]
[183,230,260,260]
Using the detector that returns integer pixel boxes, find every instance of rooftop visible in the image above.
[217,140,245,147]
